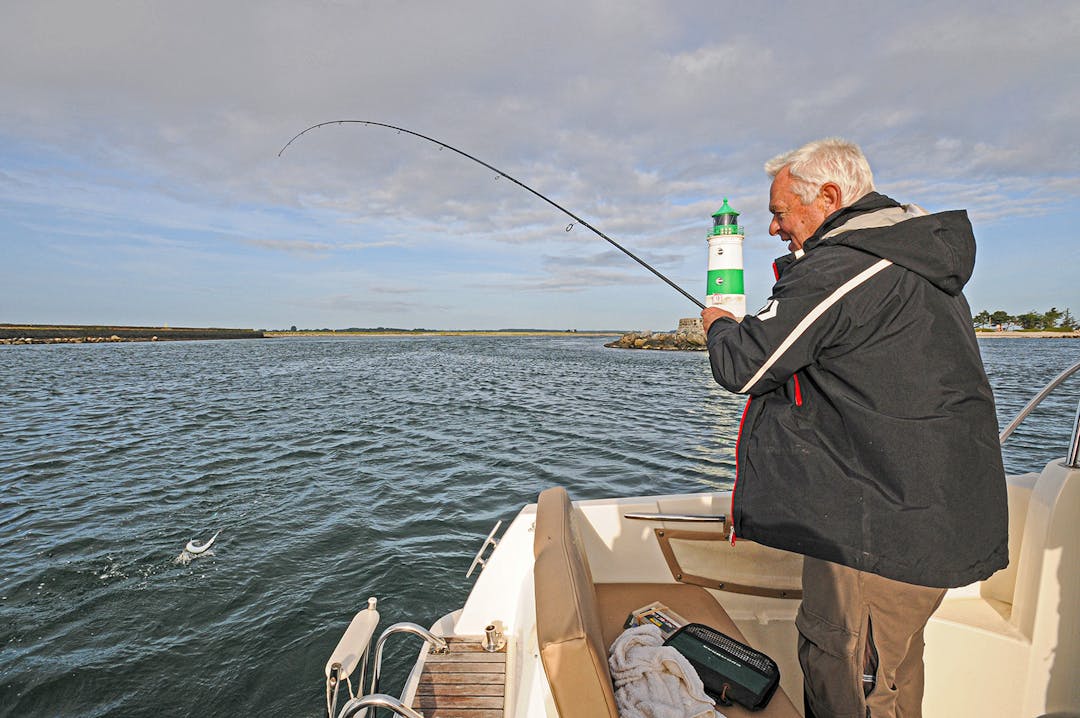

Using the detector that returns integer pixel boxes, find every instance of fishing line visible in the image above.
[278,120,705,309]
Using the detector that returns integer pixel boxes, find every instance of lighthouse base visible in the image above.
[706,294,746,318]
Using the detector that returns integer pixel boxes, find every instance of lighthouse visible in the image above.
[706,198,746,318]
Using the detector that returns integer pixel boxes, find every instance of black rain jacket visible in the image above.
[707,192,1009,588]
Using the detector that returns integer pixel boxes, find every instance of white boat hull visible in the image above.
[403,455,1080,717]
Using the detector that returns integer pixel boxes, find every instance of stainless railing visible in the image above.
[1067,397,1080,469]
[998,358,1080,469]
[998,358,1080,445]
[368,622,448,697]
[324,605,448,718]
[624,512,726,522]
[336,693,425,718]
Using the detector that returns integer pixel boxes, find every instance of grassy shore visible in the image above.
[975,330,1080,338]
[1,324,264,343]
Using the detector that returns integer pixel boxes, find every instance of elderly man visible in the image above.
[701,138,1008,717]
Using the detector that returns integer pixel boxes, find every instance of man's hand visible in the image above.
[701,307,735,334]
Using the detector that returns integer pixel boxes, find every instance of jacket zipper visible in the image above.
[731,397,752,545]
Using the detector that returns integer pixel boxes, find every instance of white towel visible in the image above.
[608,624,723,718]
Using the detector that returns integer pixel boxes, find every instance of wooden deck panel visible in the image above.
[409,637,505,718]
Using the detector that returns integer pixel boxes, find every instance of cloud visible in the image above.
[520,267,653,293]
[242,237,405,255]
[1,0,1077,327]
[242,238,336,254]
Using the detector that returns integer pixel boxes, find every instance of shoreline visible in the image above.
[1,327,622,344]
[5,324,1076,346]
[0,324,264,344]
[975,331,1080,339]
[264,330,622,338]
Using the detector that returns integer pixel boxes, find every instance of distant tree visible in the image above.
[973,310,991,328]
[290,325,298,332]
[1015,311,1044,330]
[1041,307,1063,330]
[1060,308,1078,330]
[989,310,1012,328]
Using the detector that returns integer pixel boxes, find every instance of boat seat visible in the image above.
[533,486,800,718]
[925,460,1080,715]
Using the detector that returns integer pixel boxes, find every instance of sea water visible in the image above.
[0,336,1076,717]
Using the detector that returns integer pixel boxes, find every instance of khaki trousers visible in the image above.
[797,557,946,718]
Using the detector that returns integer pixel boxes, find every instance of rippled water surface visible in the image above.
[1,336,1077,717]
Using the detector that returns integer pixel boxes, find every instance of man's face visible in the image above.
[769,166,828,252]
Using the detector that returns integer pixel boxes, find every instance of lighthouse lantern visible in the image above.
[711,197,741,233]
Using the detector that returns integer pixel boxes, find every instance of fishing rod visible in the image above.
[278,120,705,310]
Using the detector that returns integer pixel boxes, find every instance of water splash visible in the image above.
[173,548,214,565]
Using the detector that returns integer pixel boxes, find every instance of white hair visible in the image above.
[764,138,874,207]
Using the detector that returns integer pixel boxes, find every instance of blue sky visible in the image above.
[2,1,1078,330]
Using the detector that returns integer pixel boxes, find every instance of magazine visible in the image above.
[623,601,689,640]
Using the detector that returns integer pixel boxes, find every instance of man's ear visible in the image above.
[819,182,843,213]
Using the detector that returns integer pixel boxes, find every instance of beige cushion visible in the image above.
[596,583,801,718]
[595,583,746,650]
[533,487,619,718]
[533,487,800,718]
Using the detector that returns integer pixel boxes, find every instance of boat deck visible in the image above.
[410,637,506,718]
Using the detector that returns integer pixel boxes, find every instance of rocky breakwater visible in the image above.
[2,335,148,345]
[605,317,707,351]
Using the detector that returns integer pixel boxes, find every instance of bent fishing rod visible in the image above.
[278,120,705,310]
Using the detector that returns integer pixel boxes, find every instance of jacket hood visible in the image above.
[804,192,976,295]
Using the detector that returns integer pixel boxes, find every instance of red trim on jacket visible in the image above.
[793,373,803,406]
[772,262,780,281]
[731,397,752,545]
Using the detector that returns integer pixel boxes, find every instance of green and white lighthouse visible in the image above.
[706,198,746,318]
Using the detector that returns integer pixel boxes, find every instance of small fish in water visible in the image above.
[186,531,220,555]
[175,530,220,564]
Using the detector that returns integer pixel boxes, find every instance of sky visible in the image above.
[2,1,1078,331]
